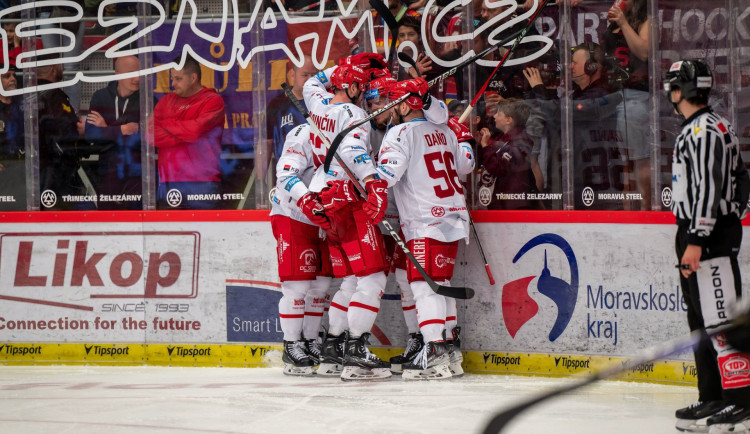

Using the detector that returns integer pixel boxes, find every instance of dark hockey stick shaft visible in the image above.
[322,16,535,173]
[481,309,750,434]
[458,0,551,124]
[281,83,475,300]
[369,0,398,69]
[397,51,496,286]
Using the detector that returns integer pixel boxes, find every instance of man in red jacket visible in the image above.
[154,55,225,209]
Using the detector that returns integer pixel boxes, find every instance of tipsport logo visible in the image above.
[502,234,579,342]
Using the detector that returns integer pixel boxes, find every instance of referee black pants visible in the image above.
[675,214,744,404]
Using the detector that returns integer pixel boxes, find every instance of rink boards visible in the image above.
[1,210,748,385]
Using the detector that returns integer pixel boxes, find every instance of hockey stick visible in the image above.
[369,0,399,66]
[397,51,496,286]
[281,83,475,300]
[481,307,750,434]
[458,0,550,124]
[322,14,537,173]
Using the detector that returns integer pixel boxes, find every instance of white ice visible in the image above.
[0,363,696,434]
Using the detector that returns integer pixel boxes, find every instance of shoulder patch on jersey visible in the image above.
[315,71,328,83]
[693,125,703,135]
[718,122,728,133]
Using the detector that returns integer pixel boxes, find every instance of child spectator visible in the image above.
[478,98,540,210]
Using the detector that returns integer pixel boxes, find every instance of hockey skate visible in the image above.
[447,327,464,377]
[402,340,452,380]
[389,332,424,374]
[341,332,392,381]
[317,333,345,377]
[282,340,315,376]
[675,400,725,433]
[304,335,322,366]
[707,404,750,434]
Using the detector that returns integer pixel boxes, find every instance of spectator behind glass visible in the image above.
[602,0,651,210]
[1,17,44,69]
[84,55,143,210]
[266,55,318,163]
[37,57,89,211]
[477,98,540,210]
[153,55,226,210]
[0,65,25,210]
[523,43,626,210]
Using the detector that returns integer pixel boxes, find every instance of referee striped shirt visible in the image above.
[671,107,747,245]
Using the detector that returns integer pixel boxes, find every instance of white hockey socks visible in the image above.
[303,276,331,340]
[328,275,357,336]
[411,280,447,343]
[445,295,457,337]
[279,280,310,341]
[348,272,386,337]
[397,268,419,334]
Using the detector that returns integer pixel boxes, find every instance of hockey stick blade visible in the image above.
[436,284,474,300]
[481,308,750,434]
[322,23,533,173]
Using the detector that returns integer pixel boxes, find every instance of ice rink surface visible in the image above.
[0,363,696,434]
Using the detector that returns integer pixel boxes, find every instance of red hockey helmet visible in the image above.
[365,76,396,102]
[388,78,427,110]
[330,65,368,91]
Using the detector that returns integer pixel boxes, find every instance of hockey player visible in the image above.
[362,74,468,376]
[666,59,750,433]
[271,123,335,376]
[302,53,392,381]
[373,78,475,380]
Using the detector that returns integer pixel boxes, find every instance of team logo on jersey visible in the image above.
[166,189,182,207]
[581,187,595,207]
[40,190,57,208]
[661,187,672,208]
[431,206,445,217]
[502,234,579,342]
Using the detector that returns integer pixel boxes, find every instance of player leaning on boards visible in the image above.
[666,59,750,434]
[373,78,475,380]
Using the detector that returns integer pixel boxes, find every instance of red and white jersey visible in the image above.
[375,118,475,243]
[303,66,375,192]
[270,124,316,224]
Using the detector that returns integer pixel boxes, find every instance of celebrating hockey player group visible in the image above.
[270,51,475,381]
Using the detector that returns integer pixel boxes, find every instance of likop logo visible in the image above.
[0,232,200,311]
[502,233,579,342]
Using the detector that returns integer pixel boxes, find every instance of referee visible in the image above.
[666,59,750,433]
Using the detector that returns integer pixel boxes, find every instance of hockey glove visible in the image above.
[298,193,331,230]
[402,77,431,109]
[341,52,388,71]
[362,178,388,225]
[319,180,358,213]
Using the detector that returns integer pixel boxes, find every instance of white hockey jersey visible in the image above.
[369,99,452,236]
[303,66,376,192]
[375,118,475,243]
[270,124,316,224]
